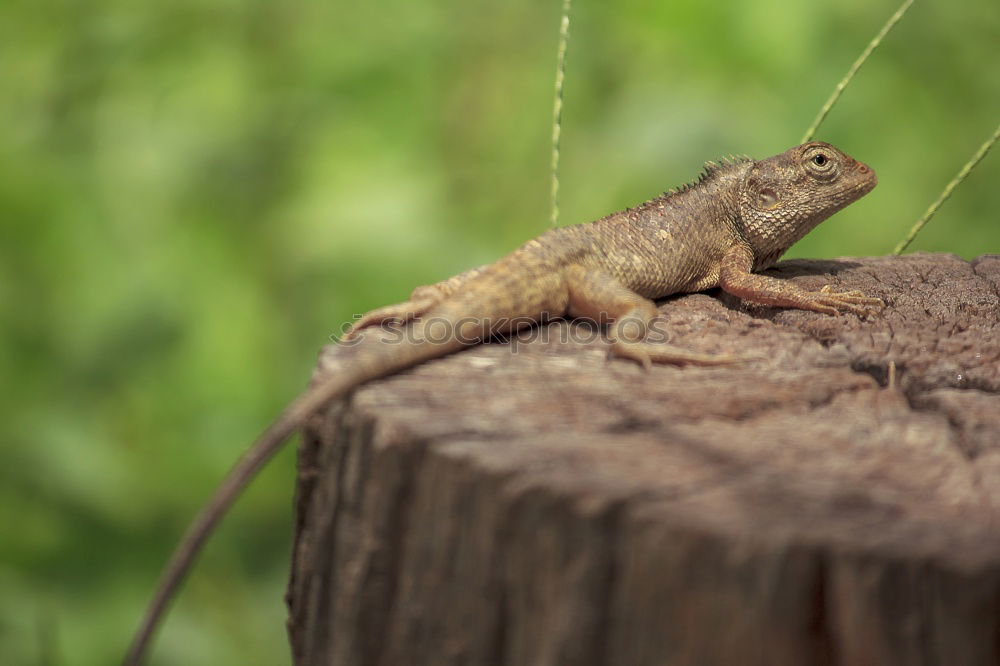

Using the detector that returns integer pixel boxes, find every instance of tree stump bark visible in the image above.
[286,253,1000,666]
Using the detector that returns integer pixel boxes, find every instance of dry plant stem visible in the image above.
[801,0,914,144]
[550,0,572,227]
[894,122,1000,255]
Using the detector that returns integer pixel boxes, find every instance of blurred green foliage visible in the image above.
[1,0,997,663]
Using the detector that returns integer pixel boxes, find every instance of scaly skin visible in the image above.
[125,141,881,665]
[347,141,880,364]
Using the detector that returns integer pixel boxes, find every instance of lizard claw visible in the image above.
[610,340,758,367]
[607,342,653,371]
[807,285,884,317]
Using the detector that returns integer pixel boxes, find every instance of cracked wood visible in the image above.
[289,252,1000,666]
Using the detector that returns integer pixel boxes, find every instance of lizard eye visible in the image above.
[805,148,838,180]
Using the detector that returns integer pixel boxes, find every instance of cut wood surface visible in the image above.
[287,252,1000,666]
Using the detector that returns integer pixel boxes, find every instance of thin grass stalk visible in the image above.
[802,0,914,143]
[893,122,1000,254]
[550,0,572,227]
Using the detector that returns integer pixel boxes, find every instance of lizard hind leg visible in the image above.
[564,266,749,368]
[610,313,752,368]
[343,265,490,340]
[343,289,439,340]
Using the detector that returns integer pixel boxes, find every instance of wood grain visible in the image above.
[288,253,1000,666]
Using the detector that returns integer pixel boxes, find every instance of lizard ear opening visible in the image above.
[755,187,780,210]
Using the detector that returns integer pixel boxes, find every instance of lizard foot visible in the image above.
[610,340,761,369]
[343,296,438,340]
[803,285,884,317]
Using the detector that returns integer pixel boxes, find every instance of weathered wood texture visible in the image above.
[287,253,1000,666]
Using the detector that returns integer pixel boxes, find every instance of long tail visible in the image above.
[123,331,468,665]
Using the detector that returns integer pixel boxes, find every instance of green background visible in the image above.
[2,0,997,663]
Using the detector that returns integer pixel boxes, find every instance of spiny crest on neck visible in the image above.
[665,153,752,197]
[620,153,752,218]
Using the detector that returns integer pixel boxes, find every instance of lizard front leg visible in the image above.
[719,244,883,316]
[344,265,488,339]
[564,265,747,368]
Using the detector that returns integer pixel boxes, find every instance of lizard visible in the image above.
[124,140,882,665]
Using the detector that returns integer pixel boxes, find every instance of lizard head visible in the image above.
[737,141,877,267]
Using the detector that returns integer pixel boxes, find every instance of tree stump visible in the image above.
[286,253,1000,666]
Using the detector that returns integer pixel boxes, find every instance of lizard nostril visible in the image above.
[857,164,869,174]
